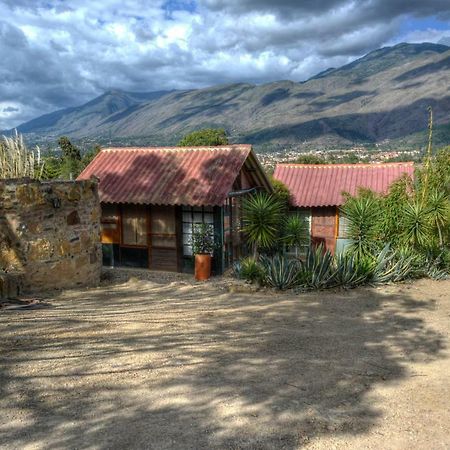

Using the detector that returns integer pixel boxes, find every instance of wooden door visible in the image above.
[149,206,178,271]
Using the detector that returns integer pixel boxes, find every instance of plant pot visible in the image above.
[195,254,212,281]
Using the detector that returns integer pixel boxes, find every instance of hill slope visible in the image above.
[13,42,450,147]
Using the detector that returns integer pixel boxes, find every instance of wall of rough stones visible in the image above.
[0,178,101,294]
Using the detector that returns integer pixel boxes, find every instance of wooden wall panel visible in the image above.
[311,207,337,254]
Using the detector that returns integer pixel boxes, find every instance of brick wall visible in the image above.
[0,178,101,293]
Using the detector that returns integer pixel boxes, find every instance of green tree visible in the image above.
[293,154,327,164]
[242,192,284,257]
[177,128,228,146]
[58,136,82,179]
[282,214,309,257]
[270,177,291,208]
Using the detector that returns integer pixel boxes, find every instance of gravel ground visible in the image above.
[1,271,449,450]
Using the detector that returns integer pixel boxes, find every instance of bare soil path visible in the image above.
[1,273,449,449]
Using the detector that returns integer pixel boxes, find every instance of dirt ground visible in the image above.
[1,270,449,450]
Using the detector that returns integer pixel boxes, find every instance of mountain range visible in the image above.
[11,42,450,149]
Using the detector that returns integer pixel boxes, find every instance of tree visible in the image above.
[58,136,81,160]
[270,177,291,208]
[282,214,309,257]
[58,136,82,179]
[177,128,228,146]
[293,154,327,164]
[242,192,284,257]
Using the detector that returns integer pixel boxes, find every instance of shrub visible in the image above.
[233,257,266,284]
[260,255,300,290]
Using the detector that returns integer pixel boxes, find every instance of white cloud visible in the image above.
[0,0,449,129]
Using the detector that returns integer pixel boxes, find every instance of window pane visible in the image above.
[204,213,214,224]
[193,212,203,223]
[183,223,192,234]
[122,205,147,246]
[182,212,192,222]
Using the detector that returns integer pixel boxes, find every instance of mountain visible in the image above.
[12,42,450,148]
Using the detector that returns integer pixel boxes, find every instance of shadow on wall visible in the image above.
[0,279,446,449]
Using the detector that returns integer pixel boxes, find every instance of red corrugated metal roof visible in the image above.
[273,162,415,207]
[77,145,253,206]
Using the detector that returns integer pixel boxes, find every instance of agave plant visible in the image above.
[297,245,335,289]
[332,252,371,288]
[0,130,44,179]
[234,257,266,283]
[369,244,416,284]
[260,254,300,290]
[242,192,284,256]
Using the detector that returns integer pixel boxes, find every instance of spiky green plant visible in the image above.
[298,245,335,289]
[233,257,266,284]
[260,254,300,290]
[242,192,284,256]
[282,214,309,256]
[332,252,371,288]
[1,130,44,179]
[340,191,381,259]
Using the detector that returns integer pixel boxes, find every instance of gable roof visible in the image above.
[273,162,415,208]
[77,145,271,206]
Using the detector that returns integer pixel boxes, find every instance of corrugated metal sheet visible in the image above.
[77,145,252,206]
[273,162,415,207]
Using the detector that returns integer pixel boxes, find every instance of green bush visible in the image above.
[233,257,266,284]
[260,255,300,290]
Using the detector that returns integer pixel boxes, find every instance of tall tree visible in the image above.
[177,128,228,146]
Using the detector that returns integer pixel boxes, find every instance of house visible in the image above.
[77,145,272,274]
[273,162,415,254]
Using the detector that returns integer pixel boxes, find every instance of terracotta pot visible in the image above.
[195,253,211,281]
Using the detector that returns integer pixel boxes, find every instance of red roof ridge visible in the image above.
[277,161,415,168]
[101,144,252,153]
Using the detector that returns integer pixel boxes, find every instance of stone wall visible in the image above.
[0,178,101,293]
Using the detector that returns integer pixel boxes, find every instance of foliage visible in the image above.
[58,136,82,179]
[177,128,228,146]
[190,223,216,255]
[340,190,381,259]
[332,252,372,288]
[282,214,309,256]
[242,192,284,255]
[81,144,101,168]
[293,154,327,164]
[269,177,292,207]
[0,130,44,179]
[58,136,81,160]
[260,255,300,290]
[233,257,266,284]
[297,245,335,289]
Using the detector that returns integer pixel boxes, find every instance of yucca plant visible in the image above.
[1,130,44,179]
[242,192,284,256]
[282,213,309,257]
[340,191,381,259]
[260,254,300,290]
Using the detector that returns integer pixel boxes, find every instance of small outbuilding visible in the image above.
[273,162,415,254]
[78,145,272,274]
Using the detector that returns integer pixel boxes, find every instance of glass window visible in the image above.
[182,206,215,256]
[338,213,349,238]
[122,205,147,246]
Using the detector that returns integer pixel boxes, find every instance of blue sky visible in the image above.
[0,0,449,129]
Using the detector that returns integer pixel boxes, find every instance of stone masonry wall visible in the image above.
[0,178,101,293]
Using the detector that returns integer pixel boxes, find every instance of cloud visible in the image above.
[0,0,449,129]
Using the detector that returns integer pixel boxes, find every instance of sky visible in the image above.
[1,0,450,130]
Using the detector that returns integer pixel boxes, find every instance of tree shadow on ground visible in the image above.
[0,279,447,449]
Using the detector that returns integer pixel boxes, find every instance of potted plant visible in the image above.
[191,223,216,281]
